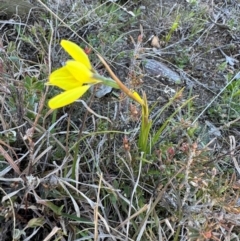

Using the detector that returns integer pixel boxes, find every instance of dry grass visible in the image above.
[0,0,240,240]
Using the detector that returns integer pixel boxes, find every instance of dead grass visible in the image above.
[0,0,240,240]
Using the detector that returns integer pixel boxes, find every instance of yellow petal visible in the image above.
[61,40,91,69]
[66,61,100,84]
[48,66,82,90]
[48,85,91,109]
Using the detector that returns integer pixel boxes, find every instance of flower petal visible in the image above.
[61,40,91,69]
[66,61,100,84]
[48,85,91,109]
[47,66,83,90]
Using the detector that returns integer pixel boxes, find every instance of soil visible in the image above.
[140,0,239,104]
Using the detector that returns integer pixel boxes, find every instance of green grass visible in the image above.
[0,0,240,240]
[208,74,240,125]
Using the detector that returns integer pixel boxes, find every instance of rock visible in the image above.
[95,85,112,98]
[144,59,181,84]
[0,0,34,16]
[90,85,112,98]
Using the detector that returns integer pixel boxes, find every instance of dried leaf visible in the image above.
[27,217,45,228]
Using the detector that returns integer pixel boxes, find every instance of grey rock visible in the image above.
[94,85,112,98]
[144,59,181,84]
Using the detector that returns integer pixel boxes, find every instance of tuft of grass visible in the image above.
[208,74,240,125]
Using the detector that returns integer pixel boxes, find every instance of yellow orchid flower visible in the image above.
[47,39,144,109]
[47,40,101,109]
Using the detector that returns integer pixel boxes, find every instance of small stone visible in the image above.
[144,59,181,84]
[94,85,112,98]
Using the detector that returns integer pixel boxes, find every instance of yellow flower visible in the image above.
[47,40,101,109]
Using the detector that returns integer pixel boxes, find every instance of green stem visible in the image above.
[94,75,120,89]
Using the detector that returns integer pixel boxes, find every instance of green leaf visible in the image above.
[27,217,45,228]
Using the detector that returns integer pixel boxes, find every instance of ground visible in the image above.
[0,0,240,240]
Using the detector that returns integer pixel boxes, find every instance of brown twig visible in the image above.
[97,54,144,106]
[0,144,21,176]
